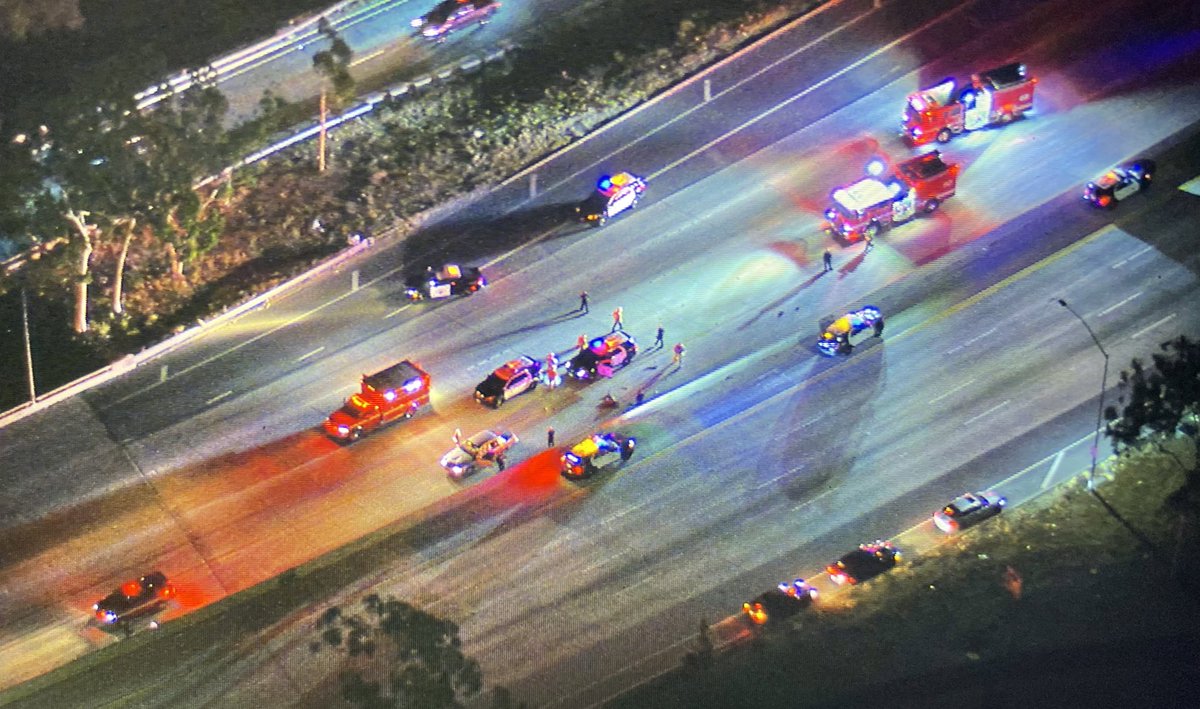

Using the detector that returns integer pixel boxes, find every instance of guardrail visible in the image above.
[133,0,385,110]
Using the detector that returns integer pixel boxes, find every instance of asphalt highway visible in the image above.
[1,0,1199,703]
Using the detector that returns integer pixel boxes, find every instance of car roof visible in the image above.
[494,356,535,380]
[832,177,900,212]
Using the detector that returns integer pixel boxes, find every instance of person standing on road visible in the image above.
[672,342,686,368]
[823,249,833,272]
[496,454,507,472]
[864,233,874,253]
[547,427,556,448]
[654,324,665,349]
[579,291,589,313]
[612,306,624,332]
[577,333,588,352]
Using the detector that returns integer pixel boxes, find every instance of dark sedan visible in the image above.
[826,541,901,585]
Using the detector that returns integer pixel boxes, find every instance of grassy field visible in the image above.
[612,445,1200,708]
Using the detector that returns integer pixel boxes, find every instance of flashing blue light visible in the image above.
[597,176,613,190]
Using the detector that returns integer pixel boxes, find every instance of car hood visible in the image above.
[441,446,473,467]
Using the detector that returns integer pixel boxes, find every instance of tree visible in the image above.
[1105,334,1200,458]
[1105,335,1200,588]
[312,594,483,708]
[0,0,82,41]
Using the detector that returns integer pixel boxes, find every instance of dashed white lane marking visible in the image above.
[928,378,975,405]
[297,346,325,362]
[206,390,233,405]
[962,400,1010,427]
[1130,313,1176,341]
[1095,291,1142,317]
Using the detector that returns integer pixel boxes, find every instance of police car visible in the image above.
[440,429,518,478]
[474,356,541,407]
[576,172,647,227]
[404,264,486,301]
[561,432,636,479]
[742,579,818,626]
[826,541,902,585]
[817,306,883,356]
[411,0,499,40]
[93,571,175,625]
[1083,159,1155,209]
[568,330,638,379]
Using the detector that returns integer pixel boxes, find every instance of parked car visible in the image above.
[742,579,818,626]
[933,490,1006,534]
[93,571,175,625]
[826,541,901,585]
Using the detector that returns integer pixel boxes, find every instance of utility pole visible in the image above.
[21,287,36,403]
[318,90,328,173]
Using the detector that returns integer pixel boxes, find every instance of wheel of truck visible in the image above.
[923,198,940,213]
[597,214,608,228]
[936,128,952,144]
[528,379,539,392]
[620,439,635,461]
[863,223,879,240]
[585,461,598,478]
[350,428,362,442]
[998,111,1014,124]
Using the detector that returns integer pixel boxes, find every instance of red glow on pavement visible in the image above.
[487,449,567,504]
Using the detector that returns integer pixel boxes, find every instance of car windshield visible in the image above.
[580,192,608,212]
[476,374,505,397]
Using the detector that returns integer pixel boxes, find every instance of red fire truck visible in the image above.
[323,360,431,442]
[902,63,1036,145]
[823,151,959,242]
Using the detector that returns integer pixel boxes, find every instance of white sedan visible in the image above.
[440,429,518,478]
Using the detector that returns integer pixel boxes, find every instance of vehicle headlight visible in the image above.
[411,18,424,27]
[337,425,349,435]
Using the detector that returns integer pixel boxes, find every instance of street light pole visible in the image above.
[1057,299,1109,491]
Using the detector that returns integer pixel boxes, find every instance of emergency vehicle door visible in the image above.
[609,188,636,216]
[963,89,992,131]
[507,371,532,395]
[1114,176,1139,200]
[892,190,916,223]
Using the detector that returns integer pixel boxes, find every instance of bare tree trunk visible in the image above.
[111,218,137,315]
[166,241,183,279]
[63,208,95,334]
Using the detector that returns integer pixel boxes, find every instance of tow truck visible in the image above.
[902,63,1036,145]
[323,360,431,442]
[823,152,958,242]
[817,306,883,356]
[404,264,486,301]
[411,0,499,41]
[561,432,636,479]
[567,330,638,379]
[576,172,647,227]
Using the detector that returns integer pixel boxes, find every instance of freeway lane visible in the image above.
[3,0,1200,701]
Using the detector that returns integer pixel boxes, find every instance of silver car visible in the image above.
[440,429,518,478]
